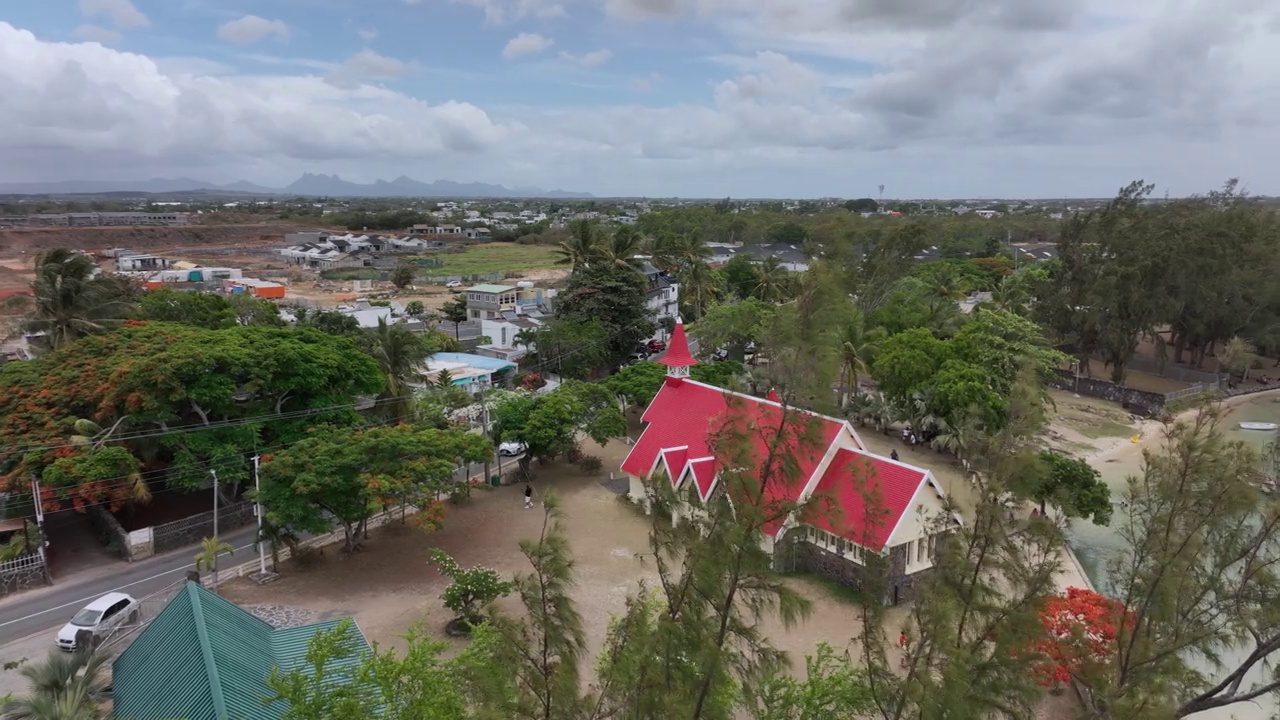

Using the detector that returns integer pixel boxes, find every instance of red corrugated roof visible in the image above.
[802,448,929,551]
[658,320,697,368]
[622,378,851,535]
[688,457,717,500]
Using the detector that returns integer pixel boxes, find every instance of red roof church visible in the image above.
[621,320,954,603]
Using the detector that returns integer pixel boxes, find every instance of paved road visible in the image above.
[0,521,264,646]
[0,461,500,646]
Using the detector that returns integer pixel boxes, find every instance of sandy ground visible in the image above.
[214,439,904,692]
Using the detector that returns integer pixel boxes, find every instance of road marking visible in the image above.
[0,540,256,632]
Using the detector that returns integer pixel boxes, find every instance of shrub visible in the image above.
[577,455,604,473]
[428,549,514,625]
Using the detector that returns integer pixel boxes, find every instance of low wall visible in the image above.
[1050,370,1169,416]
[209,505,416,586]
[88,505,133,560]
[152,502,256,554]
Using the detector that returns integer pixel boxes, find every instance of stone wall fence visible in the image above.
[1050,369,1169,416]
[152,502,256,555]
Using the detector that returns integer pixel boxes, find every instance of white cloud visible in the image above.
[503,33,554,59]
[217,15,291,45]
[1,0,1278,199]
[358,28,378,42]
[325,49,409,88]
[78,0,149,30]
[74,24,122,46]
[451,0,566,24]
[0,23,510,179]
[560,49,613,67]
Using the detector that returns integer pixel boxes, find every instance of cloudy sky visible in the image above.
[1,0,1278,198]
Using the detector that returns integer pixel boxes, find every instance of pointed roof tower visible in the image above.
[659,318,697,377]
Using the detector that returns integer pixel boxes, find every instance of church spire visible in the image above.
[658,318,697,378]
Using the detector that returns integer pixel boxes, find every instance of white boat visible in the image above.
[1238,422,1279,431]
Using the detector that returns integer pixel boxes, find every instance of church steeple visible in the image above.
[658,318,697,378]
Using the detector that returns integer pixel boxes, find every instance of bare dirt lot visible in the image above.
[220,438,891,670]
[217,435,1075,718]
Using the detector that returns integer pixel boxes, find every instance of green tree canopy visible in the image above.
[257,423,491,552]
[1027,450,1111,524]
[870,327,952,400]
[554,264,654,367]
[491,381,625,473]
[0,322,383,506]
[135,289,238,329]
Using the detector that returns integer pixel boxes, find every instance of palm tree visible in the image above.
[365,318,429,422]
[257,520,299,573]
[673,229,713,269]
[754,256,792,303]
[837,312,886,406]
[68,418,151,503]
[513,327,541,354]
[678,261,720,321]
[600,226,646,271]
[553,220,601,271]
[0,650,110,720]
[194,536,234,592]
[988,274,1029,315]
[25,249,134,350]
[644,232,681,273]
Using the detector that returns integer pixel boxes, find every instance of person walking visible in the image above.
[524,483,534,509]
[890,449,900,461]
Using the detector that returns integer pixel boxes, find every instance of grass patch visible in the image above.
[423,243,562,276]
[1073,418,1136,439]
[784,571,867,606]
[320,268,383,280]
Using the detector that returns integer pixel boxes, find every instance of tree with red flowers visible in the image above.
[1031,587,1125,688]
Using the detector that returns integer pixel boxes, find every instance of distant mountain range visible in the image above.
[0,174,593,199]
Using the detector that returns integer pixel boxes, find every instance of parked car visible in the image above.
[711,348,730,362]
[629,350,649,362]
[647,339,667,352]
[449,288,463,294]
[498,441,528,457]
[56,592,139,651]
[445,280,462,288]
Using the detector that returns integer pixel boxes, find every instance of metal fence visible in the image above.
[0,552,47,596]
[96,578,188,656]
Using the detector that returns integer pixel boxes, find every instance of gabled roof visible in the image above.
[801,448,936,551]
[112,582,369,720]
[622,378,944,548]
[622,378,849,535]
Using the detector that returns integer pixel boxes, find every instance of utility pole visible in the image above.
[252,456,266,576]
[209,469,220,584]
[31,480,51,586]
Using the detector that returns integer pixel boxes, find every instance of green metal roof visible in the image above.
[466,284,516,293]
[112,582,370,720]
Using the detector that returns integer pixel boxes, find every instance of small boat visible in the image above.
[1238,422,1279,431]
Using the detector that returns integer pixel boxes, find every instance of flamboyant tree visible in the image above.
[1030,587,1126,689]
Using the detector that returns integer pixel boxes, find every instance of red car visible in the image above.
[647,339,667,352]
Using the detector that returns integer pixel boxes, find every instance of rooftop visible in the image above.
[467,284,518,294]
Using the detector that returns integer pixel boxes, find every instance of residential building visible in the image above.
[332,298,406,328]
[25,212,189,227]
[621,323,954,605]
[112,581,371,720]
[115,252,170,272]
[464,227,492,239]
[707,243,810,273]
[424,352,517,393]
[478,313,547,361]
[464,283,552,321]
[639,262,679,337]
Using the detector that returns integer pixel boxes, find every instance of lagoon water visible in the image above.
[1067,393,1280,719]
